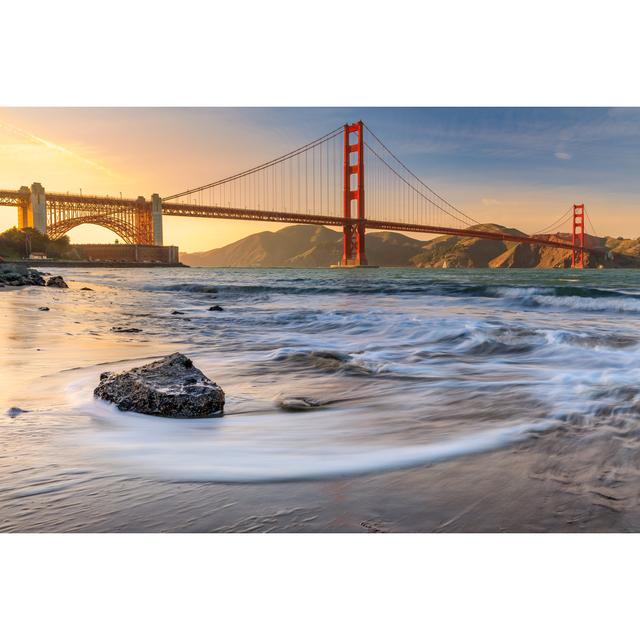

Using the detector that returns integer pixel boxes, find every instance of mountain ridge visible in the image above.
[180,224,640,268]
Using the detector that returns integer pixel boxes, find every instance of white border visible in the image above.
[2,534,638,639]
[2,1,639,637]
[2,1,640,106]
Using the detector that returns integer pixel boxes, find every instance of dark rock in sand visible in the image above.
[38,306,50,311]
[111,326,142,333]
[0,264,46,287]
[208,305,224,311]
[94,352,225,418]
[80,287,94,291]
[46,275,68,288]
[6,407,29,418]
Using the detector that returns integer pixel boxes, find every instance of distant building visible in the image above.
[29,252,47,260]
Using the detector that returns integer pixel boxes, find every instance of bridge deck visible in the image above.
[162,202,590,253]
[0,190,595,254]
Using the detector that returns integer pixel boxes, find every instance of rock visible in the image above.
[0,264,46,287]
[38,306,50,311]
[46,275,68,288]
[80,287,94,291]
[6,407,29,418]
[171,310,185,315]
[278,396,326,411]
[111,326,142,333]
[208,305,224,311]
[94,352,225,418]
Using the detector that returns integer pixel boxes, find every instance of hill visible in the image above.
[180,225,425,267]
[180,224,640,268]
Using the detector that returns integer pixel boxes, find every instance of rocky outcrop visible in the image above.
[46,275,68,288]
[0,264,46,287]
[94,352,225,418]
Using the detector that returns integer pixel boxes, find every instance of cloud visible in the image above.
[554,151,572,160]
[0,119,119,178]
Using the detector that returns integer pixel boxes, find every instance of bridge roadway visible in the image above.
[1,188,594,254]
[161,201,590,254]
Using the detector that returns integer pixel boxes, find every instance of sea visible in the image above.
[2,266,640,532]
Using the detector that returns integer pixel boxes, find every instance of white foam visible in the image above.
[77,394,555,483]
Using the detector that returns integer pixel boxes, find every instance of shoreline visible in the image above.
[2,259,187,268]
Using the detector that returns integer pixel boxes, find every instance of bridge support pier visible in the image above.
[340,121,368,267]
[151,193,163,246]
[572,204,585,269]
[16,186,30,229]
[29,183,47,235]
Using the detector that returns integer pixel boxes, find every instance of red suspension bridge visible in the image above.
[0,121,599,268]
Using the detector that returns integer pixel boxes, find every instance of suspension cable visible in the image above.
[364,141,482,230]
[364,124,486,229]
[532,206,573,236]
[584,208,598,237]
[163,126,343,201]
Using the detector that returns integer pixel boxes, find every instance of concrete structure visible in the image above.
[151,193,163,245]
[17,186,30,228]
[73,243,179,264]
[29,183,47,234]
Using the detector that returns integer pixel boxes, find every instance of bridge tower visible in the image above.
[572,203,585,268]
[16,186,30,229]
[30,183,47,235]
[15,184,47,234]
[151,193,163,245]
[341,121,367,266]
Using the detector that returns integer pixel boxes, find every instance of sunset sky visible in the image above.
[1,107,639,251]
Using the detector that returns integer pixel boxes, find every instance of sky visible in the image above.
[1,107,639,251]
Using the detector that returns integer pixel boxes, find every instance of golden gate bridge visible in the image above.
[0,121,597,268]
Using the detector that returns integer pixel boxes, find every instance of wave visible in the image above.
[144,283,220,294]
[265,348,377,375]
[142,422,551,483]
[143,280,640,308]
[80,396,557,483]
[490,285,640,300]
[522,294,640,314]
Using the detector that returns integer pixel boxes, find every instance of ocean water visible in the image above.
[2,266,640,531]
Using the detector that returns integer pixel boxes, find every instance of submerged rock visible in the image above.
[171,310,185,315]
[111,326,142,333]
[46,275,68,288]
[6,407,29,418]
[208,305,224,311]
[278,396,327,412]
[94,352,225,418]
